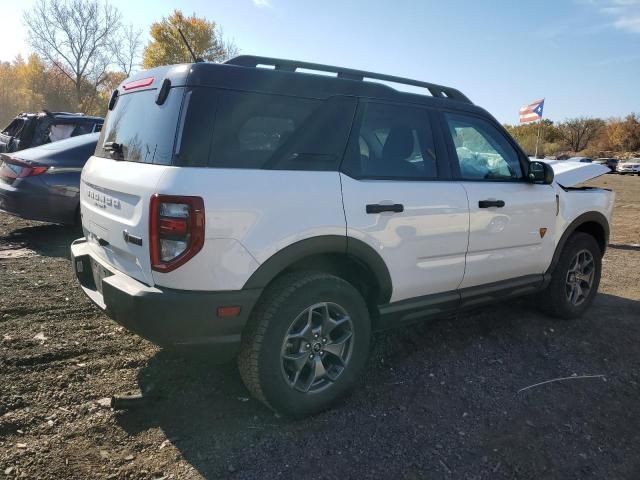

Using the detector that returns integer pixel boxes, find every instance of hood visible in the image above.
[535,159,610,187]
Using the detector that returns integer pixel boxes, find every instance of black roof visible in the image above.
[121,55,493,119]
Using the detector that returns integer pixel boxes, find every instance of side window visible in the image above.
[343,102,438,180]
[188,90,356,171]
[444,113,523,180]
[71,123,93,137]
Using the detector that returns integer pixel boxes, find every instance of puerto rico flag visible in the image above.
[519,98,545,123]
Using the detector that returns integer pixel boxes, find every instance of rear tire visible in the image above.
[238,272,371,418]
[538,232,602,319]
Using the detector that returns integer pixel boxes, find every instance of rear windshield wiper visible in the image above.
[103,141,124,159]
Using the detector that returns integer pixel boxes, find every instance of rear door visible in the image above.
[80,84,185,286]
[441,111,557,289]
[340,101,470,303]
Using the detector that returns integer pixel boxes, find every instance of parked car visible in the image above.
[0,111,102,153]
[70,56,615,417]
[567,156,593,163]
[594,158,618,172]
[617,158,640,175]
[0,133,98,225]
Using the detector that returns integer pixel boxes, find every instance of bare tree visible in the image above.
[110,23,143,76]
[557,117,604,152]
[23,0,121,110]
[217,27,240,61]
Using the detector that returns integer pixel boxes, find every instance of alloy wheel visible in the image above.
[280,302,354,393]
[565,249,595,306]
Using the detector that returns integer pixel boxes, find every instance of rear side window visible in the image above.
[176,88,356,171]
[95,88,184,165]
[342,102,438,180]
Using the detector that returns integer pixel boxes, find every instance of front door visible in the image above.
[441,112,557,289]
[340,101,470,303]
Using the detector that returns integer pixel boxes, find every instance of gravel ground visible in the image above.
[1,174,639,480]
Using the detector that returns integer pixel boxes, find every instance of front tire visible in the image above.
[539,232,602,319]
[238,272,371,418]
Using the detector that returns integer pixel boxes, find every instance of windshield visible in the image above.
[95,87,184,164]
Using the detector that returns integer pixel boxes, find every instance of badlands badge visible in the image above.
[539,227,548,239]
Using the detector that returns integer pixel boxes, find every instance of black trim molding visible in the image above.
[376,274,544,330]
[243,235,393,304]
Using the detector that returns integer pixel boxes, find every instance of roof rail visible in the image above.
[225,55,472,104]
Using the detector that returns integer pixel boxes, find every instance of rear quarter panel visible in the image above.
[152,168,347,291]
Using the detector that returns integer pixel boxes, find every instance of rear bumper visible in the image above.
[70,238,261,360]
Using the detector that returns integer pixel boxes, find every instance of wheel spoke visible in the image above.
[570,255,580,272]
[324,315,350,337]
[323,331,352,360]
[313,356,328,381]
[576,270,594,285]
[282,351,309,374]
[570,283,583,304]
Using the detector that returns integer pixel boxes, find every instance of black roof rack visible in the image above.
[225,55,472,104]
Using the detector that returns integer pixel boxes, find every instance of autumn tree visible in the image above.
[142,10,238,69]
[605,114,640,152]
[23,0,121,110]
[556,117,604,153]
[504,119,562,156]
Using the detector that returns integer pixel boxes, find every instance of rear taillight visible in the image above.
[149,194,205,273]
[0,157,49,181]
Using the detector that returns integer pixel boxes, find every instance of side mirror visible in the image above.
[528,161,554,185]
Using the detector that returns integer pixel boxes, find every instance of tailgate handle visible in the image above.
[123,230,143,246]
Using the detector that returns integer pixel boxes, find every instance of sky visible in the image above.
[1,0,639,124]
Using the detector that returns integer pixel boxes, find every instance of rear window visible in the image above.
[2,118,25,136]
[95,88,184,164]
[176,88,356,170]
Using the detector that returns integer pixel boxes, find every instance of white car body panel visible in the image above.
[340,175,469,302]
[80,156,170,286]
[459,182,557,288]
[553,184,615,247]
[151,168,346,291]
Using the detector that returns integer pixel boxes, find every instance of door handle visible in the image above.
[478,199,505,208]
[366,203,404,214]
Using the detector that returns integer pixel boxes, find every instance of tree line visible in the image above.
[0,0,237,127]
[504,115,640,158]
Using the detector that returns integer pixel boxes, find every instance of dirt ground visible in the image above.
[1,174,639,480]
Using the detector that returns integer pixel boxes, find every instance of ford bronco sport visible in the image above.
[71,56,615,417]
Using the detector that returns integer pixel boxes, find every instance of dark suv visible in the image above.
[0,111,103,153]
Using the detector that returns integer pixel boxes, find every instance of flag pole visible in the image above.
[534,99,545,158]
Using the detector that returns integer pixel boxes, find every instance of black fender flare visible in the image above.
[242,235,393,304]
[545,211,610,277]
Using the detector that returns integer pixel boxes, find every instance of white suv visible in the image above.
[71,56,615,417]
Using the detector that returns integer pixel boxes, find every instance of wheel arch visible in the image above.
[547,211,609,276]
[243,235,393,305]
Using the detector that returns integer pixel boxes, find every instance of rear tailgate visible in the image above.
[80,67,190,285]
[80,157,170,286]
